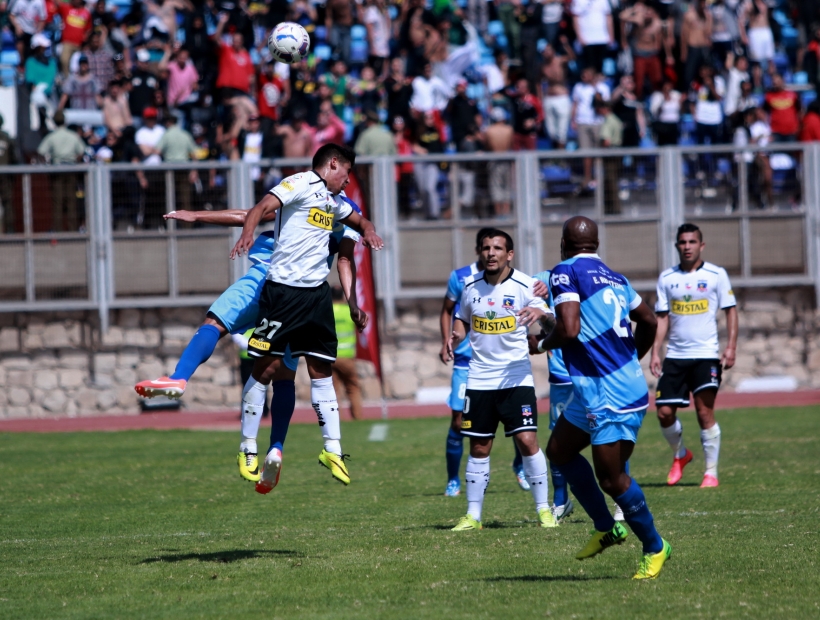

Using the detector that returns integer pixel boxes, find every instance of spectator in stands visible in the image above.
[391,116,416,216]
[129,48,163,124]
[446,78,482,153]
[649,80,682,146]
[58,56,102,111]
[620,0,665,100]
[57,0,92,77]
[572,66,610,191]
[213,13,258,145]
[0,114,20,233]
[692,64,725,176]
[611,74,645,151]
[257,61,287,137]
[540,41,573,150]
[709,0,741,69]
[508,77,542,152]
[597,97,623,215]
[110,125,145,230]
[102,79,132,136]
[355,109,396,156]
[481,49,509,98]
[734,80,759,122]
[520,0,544,87]
[542,0,564,47]
[497,0,522,62]
[325,0,355,67]
[312,101,347,155]
[166,47,199,123]
[25,34,57,127]
[764,73,800,143]
[397,0,428,77]
[571,0,614,72]
[484,107,513,218]
[36,111,85,231]
[322,59,354,119]
[363,0,391,78]
[9,0,46,61]
[800,100,820,143]
[385,57,414,126]
[275,110,313,159]
[134,107,165,227]
[155,115,198,214]
[681,0,713,90]
[740,0,775,68]
[734,106,772,208]
[79,28,115,93]
[412,111,445,220]
[287,59,320,124]
[351,65,383,117]
[724,55,750,120]
[410,62,453,126]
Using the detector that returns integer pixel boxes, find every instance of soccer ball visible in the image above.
[267,22,310,64]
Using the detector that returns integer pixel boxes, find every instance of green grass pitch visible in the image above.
[1,408,818,619]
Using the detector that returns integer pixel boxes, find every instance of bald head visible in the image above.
[561,216,599,259]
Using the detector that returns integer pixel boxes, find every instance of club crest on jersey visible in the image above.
[698,281,708,292]
[685,282,692,290]
[472,315,516,334]
[503,296,515,309]
[521,405,532,417]
[308,207,334,230]
[488,298,495,306]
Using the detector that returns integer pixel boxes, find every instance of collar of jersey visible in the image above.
[573,253,601,259]
[676,260,705,274]
[309,169,328,187]
[482,267,516,284]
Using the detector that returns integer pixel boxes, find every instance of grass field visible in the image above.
[1,407,819,619]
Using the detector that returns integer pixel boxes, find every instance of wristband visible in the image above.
[537,339,546,353]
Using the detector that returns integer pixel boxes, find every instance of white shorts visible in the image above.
[748,27,774,63]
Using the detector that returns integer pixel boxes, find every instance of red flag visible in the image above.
[343,173,382,380]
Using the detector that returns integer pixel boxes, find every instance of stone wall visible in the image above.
[0,287,817,418]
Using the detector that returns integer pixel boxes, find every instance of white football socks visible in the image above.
[240,378,267,454]
[522,450,550,513]
[661,418,687,458]
[311,376,342,456]
[465,456,490,521]
[701,423,721,478]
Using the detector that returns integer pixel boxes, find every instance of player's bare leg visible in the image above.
[306,356,350,485]
[514,431,556,527]
[693,389,720,487]
[658,404,694,485]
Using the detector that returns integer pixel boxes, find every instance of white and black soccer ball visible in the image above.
[267,22,310,64]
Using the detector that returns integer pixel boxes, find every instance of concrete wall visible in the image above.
[0,287,817,418]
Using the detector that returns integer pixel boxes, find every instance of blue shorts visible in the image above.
[549,383,574,430]
[448,367,468,412]
[208,265,298,372]
[563,397,645,445]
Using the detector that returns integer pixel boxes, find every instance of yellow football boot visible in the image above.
[633,539,672,580]
[575,522,629,559]
[318,449,350,485]
[237,451,260,482]
[452,515,482,531]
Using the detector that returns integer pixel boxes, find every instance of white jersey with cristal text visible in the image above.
[266,170,354,287]
[655,261,736,359]
[456,269,551,390]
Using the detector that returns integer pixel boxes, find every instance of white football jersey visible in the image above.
[266,171,354,287]
[456,269,551,390]
[655,261,736,359]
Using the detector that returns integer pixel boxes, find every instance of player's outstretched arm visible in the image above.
[339,211,384,250]
[165,209,248,227]
[630,300,658,361]
[649,312,669,377]
[721,306,738,370]
[229,194,282,259]
[337,237,368,333]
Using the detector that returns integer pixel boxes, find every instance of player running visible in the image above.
[533,216,671,579]
[134,200,367,488]
[650,223,737,488]
[446,229,558,531]
[439,228,528,498]
[230,143,383,488]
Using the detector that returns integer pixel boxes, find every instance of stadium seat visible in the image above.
[487,21,504,38]
[350,40,368,64]
[351,25,367,41]
[314,26,327,43]
[0,50,20,66]
[314,44,332,61]
[603,58,616,76]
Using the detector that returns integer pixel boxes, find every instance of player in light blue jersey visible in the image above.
[134,200,366,488]
[533,217,671,580]
[439,229,526,497]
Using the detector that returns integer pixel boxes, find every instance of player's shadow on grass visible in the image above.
[139,549,303,564]
[485,575,618,583]
[426,520,531,531]
[640,482,699,488]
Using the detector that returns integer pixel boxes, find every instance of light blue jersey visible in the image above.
[532,270,571,386]
[548,253,648,414]
[445,262,481,369]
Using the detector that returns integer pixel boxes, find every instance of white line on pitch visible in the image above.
[368,423,389,442]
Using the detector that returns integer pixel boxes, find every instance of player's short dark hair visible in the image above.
[676,223,703,242]
[312,143,356,170]
[479,228,514,252]
[475,227,497,251]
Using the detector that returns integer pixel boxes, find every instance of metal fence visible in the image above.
[1,143,819,328]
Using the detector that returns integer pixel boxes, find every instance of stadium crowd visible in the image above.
[3,0,820,226]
